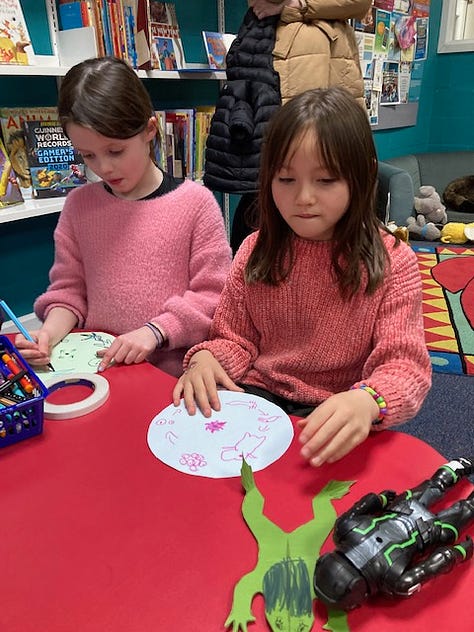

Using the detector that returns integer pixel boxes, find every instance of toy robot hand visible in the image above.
[380,490,397,505]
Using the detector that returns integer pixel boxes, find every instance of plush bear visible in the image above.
[440,222,474,244]
[406,215,441,241]
[413,185,448,225]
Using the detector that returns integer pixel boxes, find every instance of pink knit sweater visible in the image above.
[185,232,432,427]
[35,180,232,376]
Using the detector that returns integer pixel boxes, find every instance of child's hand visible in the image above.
[97,326,158,371]
[14,330,52,366]
[297,389,378,466]
[172,350,244,417]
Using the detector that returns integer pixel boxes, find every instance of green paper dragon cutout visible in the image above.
[225,461,354,632]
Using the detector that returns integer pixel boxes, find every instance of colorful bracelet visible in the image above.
[144,322,165,349]
[351,383,387,425]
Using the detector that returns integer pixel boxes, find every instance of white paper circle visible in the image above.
[147,391,294,478]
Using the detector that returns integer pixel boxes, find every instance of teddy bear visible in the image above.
[440,222,474,244]
[406,215,441,241]
[413,185,448,225]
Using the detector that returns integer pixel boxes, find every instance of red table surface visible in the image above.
[0,361,472,632]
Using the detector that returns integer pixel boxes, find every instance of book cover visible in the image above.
[136,1,185,70]
[202,31,229,70]
[0,106,58,198]
[150,2,185,70]
[23,119,87,199]
[0,0,36,65]
[0,138,23,208]
[59,2,85,30]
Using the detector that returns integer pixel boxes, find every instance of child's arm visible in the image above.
[96,325,161,372]
[14,306,78,366]
[172,350,244,416]
[297,388,378,466]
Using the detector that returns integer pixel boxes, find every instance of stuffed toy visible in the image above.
[414,185,448,225]
[386,221,409,243]
[440,222,474,244]
[406,215,441,241]
[443,175,474,213]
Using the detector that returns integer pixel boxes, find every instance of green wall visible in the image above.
[1,0,473,316]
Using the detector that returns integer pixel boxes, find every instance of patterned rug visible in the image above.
[413,245,474,375]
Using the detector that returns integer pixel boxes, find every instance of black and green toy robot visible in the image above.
[314,457,474,611]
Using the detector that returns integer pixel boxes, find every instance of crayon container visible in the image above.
[0,335,48,448]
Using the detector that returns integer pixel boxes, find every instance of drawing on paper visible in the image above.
[147,391,294,478]
[36,331,116,375]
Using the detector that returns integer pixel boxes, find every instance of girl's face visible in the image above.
[66,119,158,199]
[271,132,350,241]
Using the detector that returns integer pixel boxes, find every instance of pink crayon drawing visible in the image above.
[179,452,207,472]
[154,417,175,426]
[226,399,258,410]
[221,432,266,462]
[258,425,270,432]
[257,414,281,424]
[205,420,227,433]
[165,431,178,445]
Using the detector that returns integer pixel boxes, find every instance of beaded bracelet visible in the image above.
[351,383,387,425]
[144,322,165,349]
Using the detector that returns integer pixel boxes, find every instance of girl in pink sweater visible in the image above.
[14,57,231,377]
[173,87,431,464]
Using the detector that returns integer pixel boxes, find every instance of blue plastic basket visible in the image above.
[0,335,48,448]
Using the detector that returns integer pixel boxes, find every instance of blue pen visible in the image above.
[0,300,55,372]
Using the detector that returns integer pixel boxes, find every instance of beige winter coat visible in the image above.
[268,0,372,105]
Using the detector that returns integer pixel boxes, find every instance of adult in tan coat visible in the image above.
[229,0,372,251]
[250,0,371,106]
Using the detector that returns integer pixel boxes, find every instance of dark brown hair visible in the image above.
[245,87,391,296]
[58,56,159,158]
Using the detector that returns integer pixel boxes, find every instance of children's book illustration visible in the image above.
[36,332,115,375]
[147,391,294,478]
[0,138,23,207]
[0,0,35,65]
[225,461,354,632]
[23,119,87,198]
[0,106,58,198]
[202,31,227,69]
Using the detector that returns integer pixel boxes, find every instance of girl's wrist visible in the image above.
[144,321,166,349]
[351,384,387,425]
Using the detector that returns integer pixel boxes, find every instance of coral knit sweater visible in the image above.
[185,231,432,427]
[35,180,232,376]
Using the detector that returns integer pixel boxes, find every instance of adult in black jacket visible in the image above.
[203,9,281,253]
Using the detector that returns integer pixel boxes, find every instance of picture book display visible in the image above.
[136,1,185,69]
[0,0,36,65]
[202,31,235,70]
[147,390,294,478]
[0,138,23,208]
[23,119,87,199]
[0,106,59,198]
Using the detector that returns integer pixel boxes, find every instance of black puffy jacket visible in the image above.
[203,9,281,194]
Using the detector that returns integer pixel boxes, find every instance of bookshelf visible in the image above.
[1,0,239,316]
[0,1,227,225]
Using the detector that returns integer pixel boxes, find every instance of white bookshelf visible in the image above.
[0,1,227,226]
[0,198,64,224]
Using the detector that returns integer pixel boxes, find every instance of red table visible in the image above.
[0,361,472,632]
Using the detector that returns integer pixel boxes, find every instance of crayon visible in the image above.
[1,353,33,394]
[0,300,55,372]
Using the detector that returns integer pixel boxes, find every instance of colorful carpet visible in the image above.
[413,245,474,375]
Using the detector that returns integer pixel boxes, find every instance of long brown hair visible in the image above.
[245,87,390,296]
[57,56,159,160]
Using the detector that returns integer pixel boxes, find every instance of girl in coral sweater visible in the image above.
[14,57,231,377]
[173,86,431,464]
